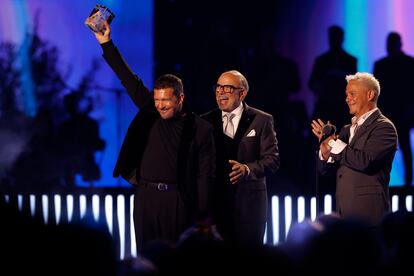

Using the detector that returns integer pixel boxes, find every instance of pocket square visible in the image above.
[246,129,256,137]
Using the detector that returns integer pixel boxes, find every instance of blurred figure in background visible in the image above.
[374,32,414,186]
[309,25,357,130]
[309,25,357,197]
[56,92,106,187]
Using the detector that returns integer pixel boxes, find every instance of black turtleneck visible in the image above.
[139,115,185,183]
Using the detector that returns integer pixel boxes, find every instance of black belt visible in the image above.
[138,180,177,191]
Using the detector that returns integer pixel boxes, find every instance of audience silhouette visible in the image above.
[0,197,117,275]
[374,32,414,186]
[380,210,414,274]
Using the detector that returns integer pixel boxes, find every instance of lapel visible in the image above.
[211,108,225,134]
[233,102,255,142]
[339,124,351,142]
[349,109,381,146]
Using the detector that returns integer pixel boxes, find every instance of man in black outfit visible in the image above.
[202,70,280,247]
[89,22,216,251]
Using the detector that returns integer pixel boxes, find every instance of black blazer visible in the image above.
[202,104,280,223]
[101,40,216,213]
[320,109,398,226]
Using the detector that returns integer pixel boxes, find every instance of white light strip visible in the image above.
[105,195,113,235]
[284,196,292,238]
[117,195,126,260]
[92,194,100,222]
[271,195,279,245]
[67,194,74,222]
[406,195,413,212]
[29,194,35,217]
[130,195,137,257]
[392,195,399,212]
[324,194,332,215]
[263,223,267,245]
[310,197,316,221]
[42,195,48,224]
[297,196,305,223]
[17,194,23,212]
[54,195,61,225]
[4,194,9,203]
[79,194,87,219]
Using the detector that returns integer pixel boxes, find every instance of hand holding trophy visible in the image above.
[85,4,115,44]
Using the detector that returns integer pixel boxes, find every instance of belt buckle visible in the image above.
[157,183,168,191]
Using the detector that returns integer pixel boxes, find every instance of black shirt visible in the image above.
[140,115,185,183]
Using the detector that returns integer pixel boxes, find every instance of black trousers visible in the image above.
[133,186,186,252]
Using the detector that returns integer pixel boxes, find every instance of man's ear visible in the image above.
[368,90,375,101]
[178,93,185,104]
[240,90,247,101]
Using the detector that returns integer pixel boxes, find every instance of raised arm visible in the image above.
[88,21,152,108]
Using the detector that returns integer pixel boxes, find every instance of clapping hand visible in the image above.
[311,118,327,143]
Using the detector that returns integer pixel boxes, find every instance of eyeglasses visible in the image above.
[213,84,244,94]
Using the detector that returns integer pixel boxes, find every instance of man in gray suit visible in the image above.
[311,72,398,226]
[202,70,280,247]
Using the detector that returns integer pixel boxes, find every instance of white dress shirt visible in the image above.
[321,108,378,161]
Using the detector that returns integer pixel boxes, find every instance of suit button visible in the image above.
[338,174,342,178]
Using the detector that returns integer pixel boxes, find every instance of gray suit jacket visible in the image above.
[320,109,398,226]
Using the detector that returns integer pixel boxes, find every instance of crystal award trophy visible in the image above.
[85,4,115,34]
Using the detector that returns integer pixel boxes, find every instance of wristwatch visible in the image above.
[328,139,335,148]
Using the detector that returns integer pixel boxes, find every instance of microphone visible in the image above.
[319,123,337,145]
[322,123,337,137]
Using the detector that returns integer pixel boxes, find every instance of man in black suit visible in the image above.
[202,70,280,247]
[311,72,398,226]
[90,22,216,251]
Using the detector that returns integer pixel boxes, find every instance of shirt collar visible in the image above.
[351,107,378,126]
[222,102,244,118]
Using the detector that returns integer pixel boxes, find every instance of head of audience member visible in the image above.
[140,239,178,275]
[381,210,414,271]
[328,25,344,51]
[284,213,342,263]
[300,216,382,275]
[153,74,185,119]
[386,32,402,56]
[345,72,381,118]
[214,70,248,113]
